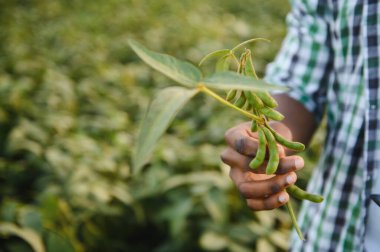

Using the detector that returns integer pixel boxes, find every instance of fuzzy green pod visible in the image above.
[244,49,259,79]
[251,93,264,109]
[237,51,249,74]
[260,107,284,121]
[273,132,305,151]
[226,90,237,101]
[286,185,324,203]
[255,91,278,108]
[266,125,305,151]
[249,126,266,169]
[262,126,279,174]
[244,91,264,109]
[250,120,258,132]
[234,95,246,108]
[215,54,231,72]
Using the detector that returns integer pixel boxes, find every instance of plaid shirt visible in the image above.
[264,0,379,251]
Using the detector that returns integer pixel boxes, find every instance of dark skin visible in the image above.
[221,94,317,210]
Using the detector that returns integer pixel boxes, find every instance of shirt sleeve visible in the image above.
[264,0,333,123]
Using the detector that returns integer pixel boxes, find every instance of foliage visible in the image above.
[129,39,287,174]
[0,0,323,251]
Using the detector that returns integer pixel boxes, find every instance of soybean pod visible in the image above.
[234,93,246,108]
[266,124,305,151]
[261,126,279,174]
[250,120,258,132]
[286,185,324,203]
[244,49,259,80]
[244,91,264,109]
[260,107,284,121]
[226,90,237,101]
[251,93,264,109]
[244,51,277,109]
[237,51,248,74]
[255,91,278,108]
[243,91,254,104]
[249,126,266,169]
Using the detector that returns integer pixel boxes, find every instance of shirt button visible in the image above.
[370,104,377,110]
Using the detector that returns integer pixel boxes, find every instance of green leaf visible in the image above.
[133,87,199,174]
[0,201,18,222]
[161,171,229,192]
[198,49,231,66]
[203,72,288,92]
[46,230,75,252]
[129,39,202,87]
[200,231,228,251]
[0,222,45,252]
[18,208,43,234]
[215,54,232,72]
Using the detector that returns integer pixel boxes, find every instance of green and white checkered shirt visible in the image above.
[264,0,380,251]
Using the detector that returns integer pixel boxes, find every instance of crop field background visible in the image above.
[0,0,324,251]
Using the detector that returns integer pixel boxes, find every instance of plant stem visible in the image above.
[197,84,263,123]
[285,201,305,241]
[231,38,271,52]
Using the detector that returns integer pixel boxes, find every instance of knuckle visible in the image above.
[277,158,297,174]
[238,183,250,198]
[235,137,246,154]
[270,183,281,194]
[224,128,234,142]
[262,199,275,210]
[276,164,286,174]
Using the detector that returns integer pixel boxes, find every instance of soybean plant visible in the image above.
[129,38,323,241]
[198,39,323,240]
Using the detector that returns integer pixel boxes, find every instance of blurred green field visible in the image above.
[0,1,323,251]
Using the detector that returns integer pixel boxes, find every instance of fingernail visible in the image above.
[295,158,304,169]
[286,174,296,184]
[278,194,287,203]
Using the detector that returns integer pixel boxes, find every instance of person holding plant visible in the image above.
[221,1,380,251]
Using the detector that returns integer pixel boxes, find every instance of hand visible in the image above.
[221,121,304,211]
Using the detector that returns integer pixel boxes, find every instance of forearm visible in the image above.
[272,93,317,146]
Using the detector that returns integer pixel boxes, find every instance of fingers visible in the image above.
[224,123,286,158]
[229,166,294,210]
[246,191,289,211]
[223,122,300,211]
[220,147,250,170]
[220,147,304,174]
[252,157,303,174]
[224,127,259,156]
[276,156,304,174]
[228,165,246,186]
[238,172,297,198]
